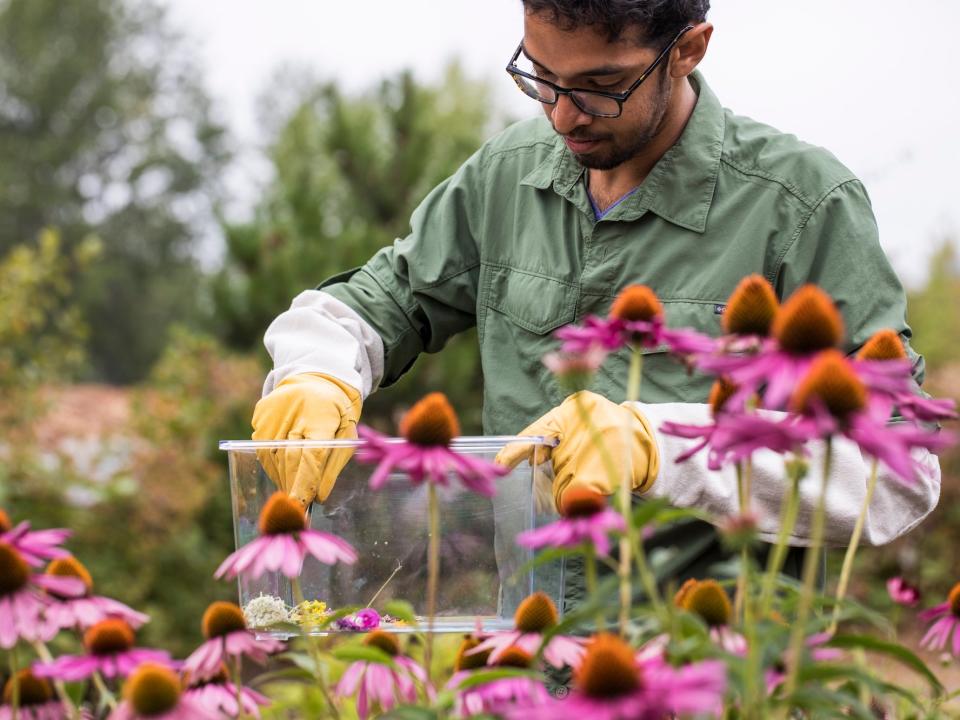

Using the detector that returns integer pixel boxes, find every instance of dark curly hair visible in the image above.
[521,0,710,46]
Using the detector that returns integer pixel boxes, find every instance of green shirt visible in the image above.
[323,70,920,435]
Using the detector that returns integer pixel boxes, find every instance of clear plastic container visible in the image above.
[220,437,562,635]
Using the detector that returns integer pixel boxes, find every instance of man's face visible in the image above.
[522,12,674,170]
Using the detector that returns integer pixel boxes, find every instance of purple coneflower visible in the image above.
[0,541,85,648]
[214,492,357,581]
[334,630,431,720]
[34,618,173,681]
[555,285,713,358]
[42,555,149,632]
[788,350,954,484]
[671,274,783,376]
[721,275,780,339]
[469,592,585,670]
[182,664,271,719]
[0,670,66,720]
[357,393,509,497]
[659,378,808,470]
[674,579,745,655]
[511,633,726,720]
[517,486,625,557]
[446,635,492,717]
[183,601,284,682]
[887,577,921,607]
[698,284,845,410]
[854,329,958,423]
[109,663,218,720]
[0,510,71,567]
[919,583,960,657]
[451,645,550,717]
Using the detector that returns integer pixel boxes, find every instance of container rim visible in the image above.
[219,435,558,451]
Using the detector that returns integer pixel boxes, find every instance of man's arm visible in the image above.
[776,178,924,381]
[261,145,488,395]
[632,179,940,545]
[638,402,941,547]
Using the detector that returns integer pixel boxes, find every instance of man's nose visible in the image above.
[550,94,592,135]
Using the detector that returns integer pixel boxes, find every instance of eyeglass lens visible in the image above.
[511,74,621,116]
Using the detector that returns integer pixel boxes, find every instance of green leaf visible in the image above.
[539,575,621,645]
[257,621,300,637]
[276,651,318,675]
[250,666,316,686]
[512,545,582,580]
[332,644,397,667]
[826,634,944,695]
[630,497,672,527]
[452,667,542,691]
[383,600,418,625]
[789,685,874,720]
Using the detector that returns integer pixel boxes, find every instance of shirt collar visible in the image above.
[520,70,724,233]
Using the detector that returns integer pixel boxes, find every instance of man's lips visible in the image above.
[563,136,604,153]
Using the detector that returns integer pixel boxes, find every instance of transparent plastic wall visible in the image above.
[220,437,563,634]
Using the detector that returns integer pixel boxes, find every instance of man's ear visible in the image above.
[671,23,713,78]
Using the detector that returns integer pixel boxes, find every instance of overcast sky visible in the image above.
[164,0,959,288]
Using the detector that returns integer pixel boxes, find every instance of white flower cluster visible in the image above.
[242,594,290,628]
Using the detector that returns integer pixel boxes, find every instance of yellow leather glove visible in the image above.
[495,391,659,512]
[251,373,362,507]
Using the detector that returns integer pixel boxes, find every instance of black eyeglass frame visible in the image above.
[505,24,695,118]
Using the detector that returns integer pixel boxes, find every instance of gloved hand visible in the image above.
[495,391,659,511]
[251,373,362,507]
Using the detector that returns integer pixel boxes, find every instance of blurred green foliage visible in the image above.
[853,237,960,615]
[0,229,96,396]
[213,63,494,431]
[0,0,229,383]
[0,0,497,654]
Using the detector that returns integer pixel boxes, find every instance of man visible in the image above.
[252,1,940,598]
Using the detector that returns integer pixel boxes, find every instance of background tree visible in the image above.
[0,0,229,382]
[906,239,960,370]
[214,63,499,430]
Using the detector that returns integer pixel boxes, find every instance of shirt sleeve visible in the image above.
[775,179,925,385]
[636,402,941,547]
[319,147,486,386]
[261,290,385,398]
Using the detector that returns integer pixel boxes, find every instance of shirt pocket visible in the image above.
[479,266,579,410]
[480,265,578,336]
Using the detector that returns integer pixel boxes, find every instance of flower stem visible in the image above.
[232,656,247,720]
[734,462,748,622]
[616,349,644,635]
[625,350,663,619]
[291,577,340,720]
[759,455,806,618]
[749,455,805,713]
[9,646,19,720]
[32,642,79,720]
[584,544,604,631]
[784,438,833,698]
[829,458,880,635]
[92,670,117,712]
[425,483,440,681]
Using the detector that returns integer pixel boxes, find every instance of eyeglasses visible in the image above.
[505,25,694,118]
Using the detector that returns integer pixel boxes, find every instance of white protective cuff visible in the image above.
[632,402,941,548]
[262,290,385,399]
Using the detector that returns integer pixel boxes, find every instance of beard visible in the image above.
[566,70,673,170]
